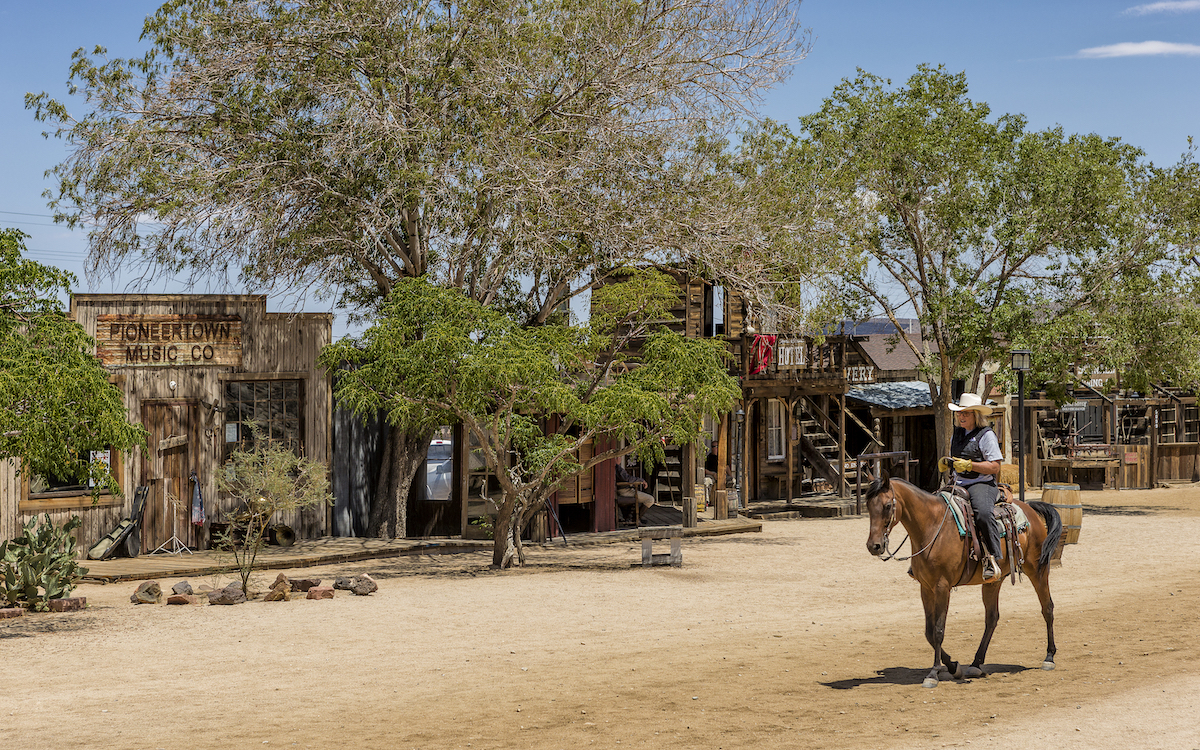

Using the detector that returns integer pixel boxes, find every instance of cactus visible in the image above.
[0,515,89,611]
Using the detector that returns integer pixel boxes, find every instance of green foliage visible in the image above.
[0,514,89,611]
[751,64,1200,448]
[29,0,805,324]
[0,229,146,495]
[322,272,741,567]
[216,425,334,595]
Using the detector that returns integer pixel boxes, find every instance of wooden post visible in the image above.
[683,495,697,527]
[785,397,795,502]
[838,394,847,498]
[716,414,729,520]
[1150,405,1159,489]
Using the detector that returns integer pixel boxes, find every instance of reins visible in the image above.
[879,491,952,562]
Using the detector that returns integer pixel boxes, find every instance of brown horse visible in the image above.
[864,474,1063,689]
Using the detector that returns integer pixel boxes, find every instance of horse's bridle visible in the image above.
[878,487,950,563]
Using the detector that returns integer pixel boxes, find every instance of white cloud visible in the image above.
[1125,1,1200,14]
[1077,40,1200,57]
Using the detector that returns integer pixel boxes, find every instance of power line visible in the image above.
[0,210,56,219]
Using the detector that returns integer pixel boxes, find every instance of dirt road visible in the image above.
[3,485,1199,749]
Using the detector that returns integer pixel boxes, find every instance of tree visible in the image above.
[217,426,334,595]
[0,229,145,493]
[30,0,808,536]
[321,270,741,568]
[750,65,1196,456]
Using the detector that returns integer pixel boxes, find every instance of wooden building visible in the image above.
[0,294,333,555]
[1015,384,1199,490]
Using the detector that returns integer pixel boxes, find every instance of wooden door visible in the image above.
[140,401,197,551]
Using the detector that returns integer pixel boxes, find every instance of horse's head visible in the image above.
[864,473,898,557]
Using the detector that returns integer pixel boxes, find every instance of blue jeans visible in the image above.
[965,482,1000,557]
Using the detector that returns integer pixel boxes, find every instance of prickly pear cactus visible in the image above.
[0,514,89,611]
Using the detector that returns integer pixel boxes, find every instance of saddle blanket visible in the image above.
[939,492,1029,539]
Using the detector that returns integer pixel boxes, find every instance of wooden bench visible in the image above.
[638,526,682,568]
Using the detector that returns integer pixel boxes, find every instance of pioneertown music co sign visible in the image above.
[95,314,242,367]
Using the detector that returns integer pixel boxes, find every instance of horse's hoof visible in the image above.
[938,669,953,681]
[922,677,939,689]
[963,666,985,678]
[1042,661,1055,671]
[953,664,966,680]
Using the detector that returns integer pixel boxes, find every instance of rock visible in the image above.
[171,581,194,596]
[271,573,292,591]
[48,597,87,612]
[130,581,162,605]
[0,607,24,619]
[350,574,378,596]
[208,585,247,605]
[333,576,354,591]
[290,578,321,592]
[263,586,290,602]
[306,586,334,600]
[166,594,199,605]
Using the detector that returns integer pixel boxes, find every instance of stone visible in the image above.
[171,581,194,596]
[333,576,354,591]
[271,573,292,591]
[350,574,378,596]
[263,585,290,602]
[130,581,162,605]
[305,586,334,600]
[48,597,87,612]
[0,607,23,619]
[208,585,247,605]
[290,578,321,592]
[166,594,199,606]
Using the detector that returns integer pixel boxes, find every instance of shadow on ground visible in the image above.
[822,663,1031,689]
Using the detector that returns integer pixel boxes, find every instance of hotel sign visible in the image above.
[776,339,807,369]
[96,314,242,367]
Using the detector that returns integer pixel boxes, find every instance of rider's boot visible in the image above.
[982,553,1001,582]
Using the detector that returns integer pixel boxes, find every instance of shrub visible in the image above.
[0,514,88,611]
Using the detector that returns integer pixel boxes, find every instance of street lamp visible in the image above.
[1011,350,1032,504]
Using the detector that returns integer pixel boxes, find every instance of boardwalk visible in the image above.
[81,516,762,582]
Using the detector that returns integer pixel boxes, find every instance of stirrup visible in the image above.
[982,555,1001,582]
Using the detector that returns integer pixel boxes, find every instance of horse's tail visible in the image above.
[1027,501,1063,572]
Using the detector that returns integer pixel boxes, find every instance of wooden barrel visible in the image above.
[1043,483,1082,545]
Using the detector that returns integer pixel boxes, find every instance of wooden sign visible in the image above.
[844,365,876,384]
[776,339,806,369]
[95,314,242,368]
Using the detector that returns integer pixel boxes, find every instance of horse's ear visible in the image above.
[879,469,891,484]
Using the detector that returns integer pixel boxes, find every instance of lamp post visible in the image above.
[1011,350,1032,504]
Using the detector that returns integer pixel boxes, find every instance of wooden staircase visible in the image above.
[653,445,685,507]
[795,396,872,496]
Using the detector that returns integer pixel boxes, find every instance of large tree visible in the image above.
[30,0,808,536]
[0,229,146,494]
[748,65,1199,456]
[322,270,741,567]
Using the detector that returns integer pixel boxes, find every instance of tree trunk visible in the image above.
[367,423,434,539]
[492,492,542,569]
[933,369,954,462]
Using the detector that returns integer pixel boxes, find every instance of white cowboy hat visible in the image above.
[948,392,993,416]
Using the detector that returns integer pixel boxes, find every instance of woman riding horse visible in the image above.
[939,392,1004,583]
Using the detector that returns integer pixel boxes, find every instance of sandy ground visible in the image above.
[4,485,1200,750]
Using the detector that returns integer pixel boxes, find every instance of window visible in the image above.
[766,399,786,461]
[703,284,725,337]
[224,380,304,457]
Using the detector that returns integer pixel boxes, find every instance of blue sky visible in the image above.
[2,0,1198,331]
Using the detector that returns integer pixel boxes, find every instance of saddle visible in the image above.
[939,483,1026,587]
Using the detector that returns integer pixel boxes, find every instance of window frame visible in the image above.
[766,399,786,462]
[223,378,306,458]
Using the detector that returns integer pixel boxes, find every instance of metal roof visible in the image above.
[847,381,934,411]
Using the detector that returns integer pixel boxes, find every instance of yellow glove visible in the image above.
[952,457,972,473]
[938,457,951,472]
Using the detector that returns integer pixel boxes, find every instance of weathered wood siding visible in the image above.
[2,295,332,555]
